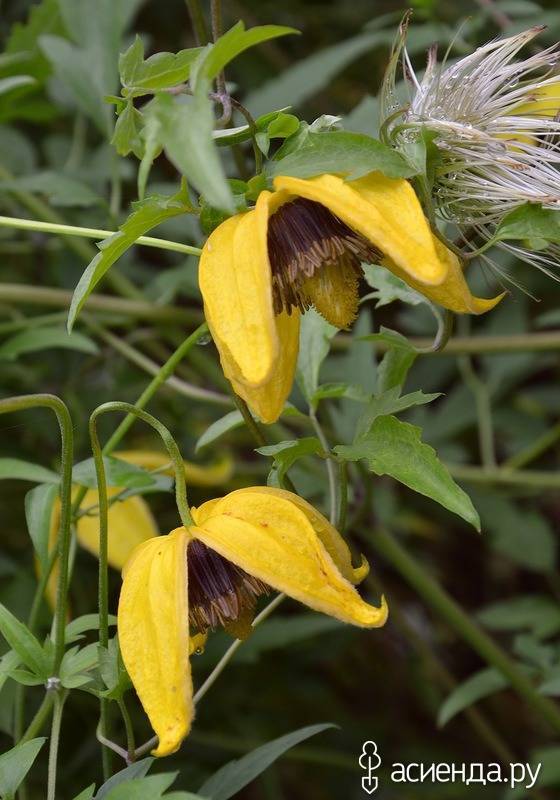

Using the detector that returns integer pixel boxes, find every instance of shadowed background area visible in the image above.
[1,0,560,797]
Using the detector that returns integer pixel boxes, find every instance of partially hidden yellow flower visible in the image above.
[117,486,386,757]
[508,81,560,146]
[42,450,233,608]
[199,172,503,423]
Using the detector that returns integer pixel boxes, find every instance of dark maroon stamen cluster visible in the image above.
[267,198,379,315]
[187,539,269,634]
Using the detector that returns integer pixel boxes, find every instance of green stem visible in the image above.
[0,395,73,673]
[332,330,560,355]
[502,422,560,470]
[0,311,67,335]
[0,283,202,325]
[309,408,338,525]
[0,165,140,302]
[84,317,231,407]
[185,0,210,44]
[90,402,194,528]
[374,526,560,734]
[19,693,55,744]
[233,394,267,447]
[117,698,136,763]
[0,215,202,257]
[337,461,348,532]
[458,353,497,468]
[448,463,560,490]
[46,691,67,800]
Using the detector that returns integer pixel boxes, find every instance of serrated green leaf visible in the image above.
[0,458,59,484]
[312,382,370,407]
[257,438,323,486]
[361,264,426,309]
[355,388,441,439]
[119,36,203,95]
[198,724,336,800]
[336,415,480,529]
[269,131,415,181]
[194,22,298,86]
[438,668,509,728]
[0,604,50,678]
[24,483,59,571]
[68,186,193,330]
[112,101,144,158]
[375,330,417,394]
[0,327,98,360]
[0,738,46,799]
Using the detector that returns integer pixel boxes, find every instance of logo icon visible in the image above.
[359,741,381,795]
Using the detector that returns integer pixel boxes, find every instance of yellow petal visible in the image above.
[220,486,368,584]
[199,204,278,387]
[506,82,560,146]
[76,488,158,570]
[274,173,447,286]
[193,491,387,627]
[114,449,233,487]
[382,236,505,314]
[118,529,193,756]
[224,309,300,424]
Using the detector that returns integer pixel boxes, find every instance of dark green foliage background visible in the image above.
[1,0,560,797]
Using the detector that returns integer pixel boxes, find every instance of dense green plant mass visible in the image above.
[1,0,560,798]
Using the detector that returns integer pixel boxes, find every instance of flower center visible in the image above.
[187,539,269,639]
[267,198,380,328]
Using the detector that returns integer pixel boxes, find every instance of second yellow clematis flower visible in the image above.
[118,486,387,757]
[199,172,503,423]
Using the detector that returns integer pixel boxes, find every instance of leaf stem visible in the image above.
[46,690,67,800]
[0,215,202,257]
[309,408,338,525]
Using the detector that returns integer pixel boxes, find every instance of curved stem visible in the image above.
[0,395,73,673]
[90,403,194,529]
[309,408,338,525]
[0,215,202,257]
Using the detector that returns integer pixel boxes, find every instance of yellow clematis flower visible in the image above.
[118,485,386,757]
[114,450,233,487]
[199,172,503,423]
[508,81,560,146]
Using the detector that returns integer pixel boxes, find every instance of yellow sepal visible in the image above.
[193,492,387,628]
[118,529,193,757]
[114,449,233,487]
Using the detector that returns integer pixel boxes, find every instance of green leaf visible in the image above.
[66,614,117,644]
[60,643,99,688]
[154,89,233,212]
[296,309,338,402]
[112,101,144,158]
[438,668,509,727]
[103,774,177,800]
[24,483,59,571]
[0,604,50,678]
[98,637,131,699]
[256,438,323,486]
[0,458,59,484]
[68,186,193,330]
[194,22,298,85]
[195,411,244,452]
[120,37,202,95]
[269,131,415,181]
[355,388,441,439]
[71,456,157,490]
[369,329,417,394]
[311,382,370,407]
[198,724,336,800]
[0,76,37,96]
[361,264,427,309]
[336,416,480,529]
[495,203,560,244]
[95,759,154,800]
[0,738,46,799]
[72,786,96,800]
[0,327,98,360]
[477,595,560,639]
